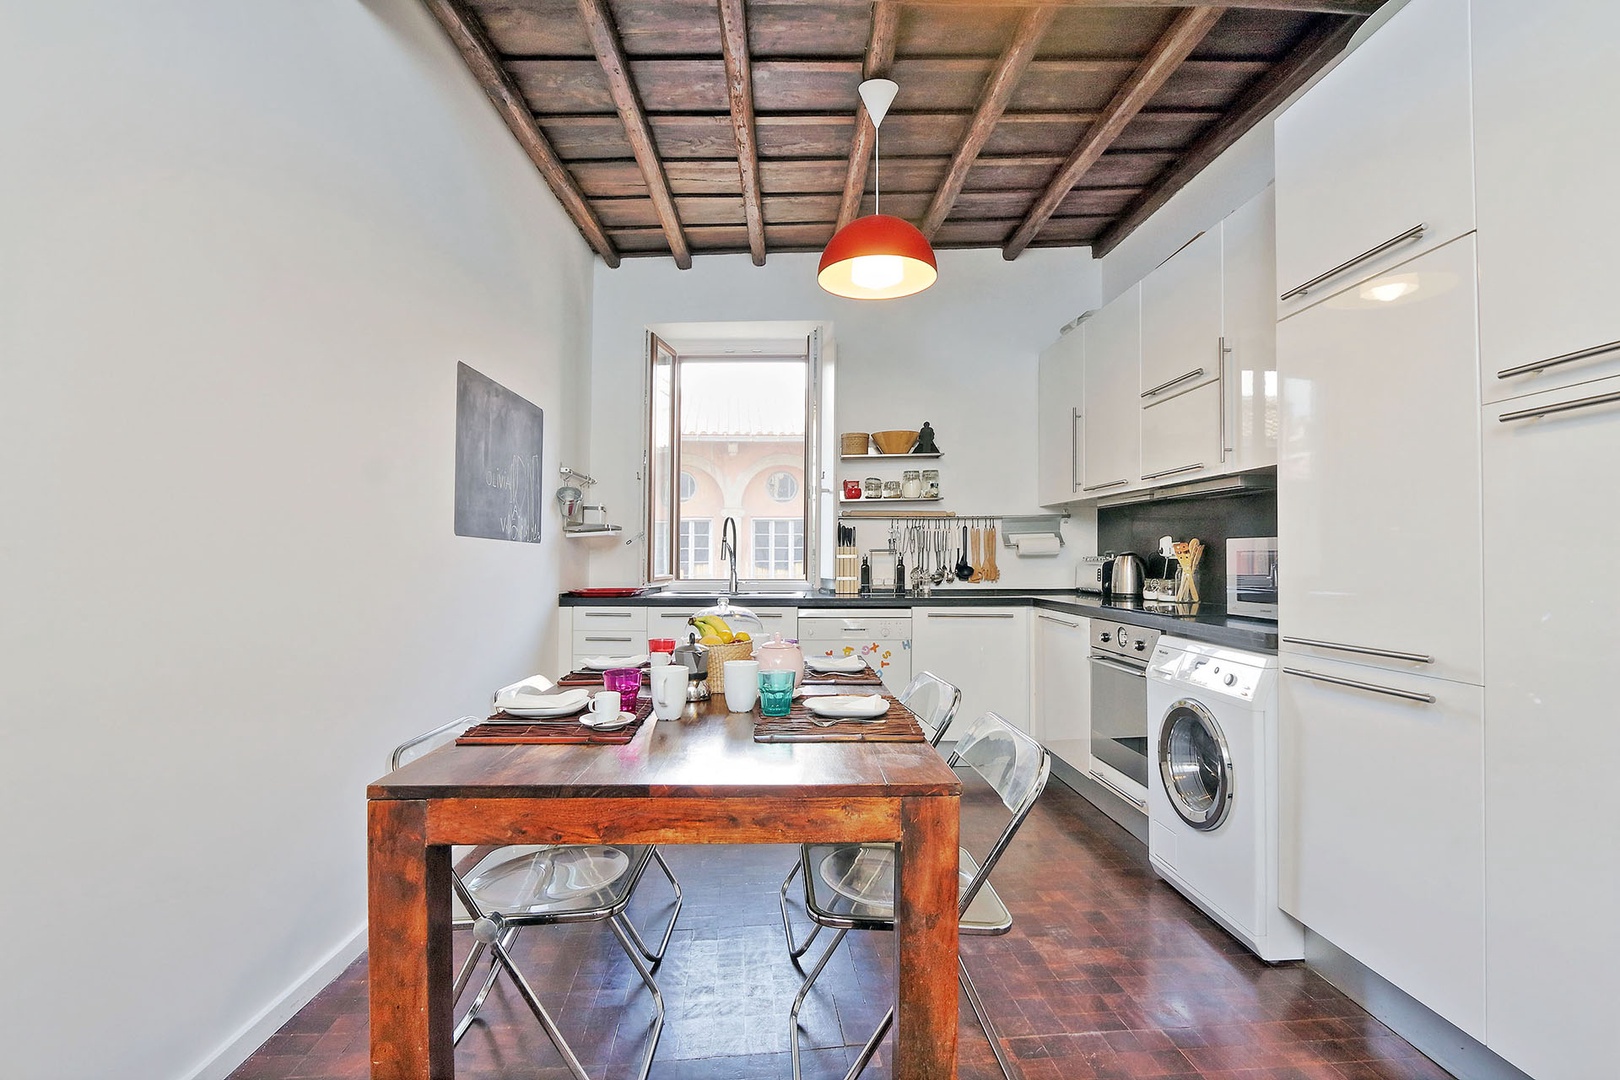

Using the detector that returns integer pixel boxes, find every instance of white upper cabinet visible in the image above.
[1081,285,1141,496]
[1275,0,1474,317]
[1276,236,1483,686]
[1141,227,1222,399]
[1221,188,1279,473]
[1036,327,1085,507]
[1481,374,1620,1079]
[1140,381,1221,484]
[1473,0,1620,403]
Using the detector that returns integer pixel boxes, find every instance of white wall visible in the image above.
[0,3,593,1078]
[586,247,1102,588]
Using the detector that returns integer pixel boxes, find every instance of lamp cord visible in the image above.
[874,124,880,216]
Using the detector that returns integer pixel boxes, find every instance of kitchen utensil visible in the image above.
[1103,552,1146,600]
[956,527,972,580]
[986,521,999,581]
[723,660,760,712]
[755,632,805,688]
[871,429,919,454]
[969,525,984,582]
[672,635,711,700]
[556,484,585,526]
[759,670,795,717]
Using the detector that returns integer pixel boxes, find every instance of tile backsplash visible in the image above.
[1096,490,1278,613]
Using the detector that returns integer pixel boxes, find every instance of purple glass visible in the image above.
[603,667,642,711]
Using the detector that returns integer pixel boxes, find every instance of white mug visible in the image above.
[649,652,672,668]
[650,664,688,721]
[723,660,760,712]
[591,691,622,720]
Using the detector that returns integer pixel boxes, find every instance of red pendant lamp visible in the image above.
[818,80,938,300]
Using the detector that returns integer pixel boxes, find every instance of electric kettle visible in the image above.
[1103,552,1146,600]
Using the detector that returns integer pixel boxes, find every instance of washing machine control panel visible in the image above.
[1184,657,1259,701]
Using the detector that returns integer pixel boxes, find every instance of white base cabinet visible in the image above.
[1032,610,1089,768]
[1481,376,1620,1079]
[911,607,1030,734]
[1278,653,1485,1039]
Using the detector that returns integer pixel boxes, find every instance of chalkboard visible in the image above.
[454,362,545,543]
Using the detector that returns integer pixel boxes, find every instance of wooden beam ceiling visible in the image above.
[1004,5,1228,259]
[716,0,765,265]
[921,5,1056,239]
[420,0,618,266]
[906,0,1378,12]
[836,1,901,232]
[1094,12,1367,255]
[575,0,691,268]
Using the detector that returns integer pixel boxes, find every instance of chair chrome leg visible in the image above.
[454,925,521,1044]
[606,916,666,1080]
[486,933,593,1080]
[618,848,683,964]
[959,955,1017,1080]
[778,854,822,961]
[841,1007,893,1080]
[788,928,849,1080]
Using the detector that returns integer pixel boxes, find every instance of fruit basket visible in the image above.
[704,640,755,693]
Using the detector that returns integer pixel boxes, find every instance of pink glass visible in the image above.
[603,667,642,711]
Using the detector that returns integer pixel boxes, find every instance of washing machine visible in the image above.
[1145,637,1303,962]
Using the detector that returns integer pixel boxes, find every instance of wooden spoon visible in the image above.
[970,525,984,582]
[986,522,999,581]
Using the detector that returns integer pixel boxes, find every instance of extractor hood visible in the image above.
[1095,468,1276,508]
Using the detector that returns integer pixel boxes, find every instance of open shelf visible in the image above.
[839,452,942,461]
[839,497,943,506]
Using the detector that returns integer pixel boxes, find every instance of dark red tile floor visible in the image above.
[229,778,1453,1079]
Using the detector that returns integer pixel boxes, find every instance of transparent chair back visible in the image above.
[391,715,479,770]
[897,670,962,747]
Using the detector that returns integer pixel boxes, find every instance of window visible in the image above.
[646,330,825,585]
[752,519,804,579]
[679,519,712,577]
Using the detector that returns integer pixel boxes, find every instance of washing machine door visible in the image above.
[1157,698,1233,831]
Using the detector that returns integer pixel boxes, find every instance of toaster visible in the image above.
[1076,555,1107,595]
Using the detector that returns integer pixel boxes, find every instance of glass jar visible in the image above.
[922,469,940,499]
[901,470,922,498]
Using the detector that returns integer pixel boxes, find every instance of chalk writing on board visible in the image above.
[454,363,545,543]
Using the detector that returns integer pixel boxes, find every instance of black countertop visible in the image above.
[560,589,1278,653]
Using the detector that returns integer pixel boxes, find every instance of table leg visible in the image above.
[368,799,453,1079]
[894,795,960,1080]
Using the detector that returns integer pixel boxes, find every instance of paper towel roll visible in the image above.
[1012,534,1062,556]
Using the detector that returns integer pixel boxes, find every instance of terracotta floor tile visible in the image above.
[228,780,1451,1080]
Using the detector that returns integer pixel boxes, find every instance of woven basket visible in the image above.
[840,432,871,456]
[705,640,755,693]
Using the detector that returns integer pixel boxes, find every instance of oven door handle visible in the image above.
[1089,655,1148,679]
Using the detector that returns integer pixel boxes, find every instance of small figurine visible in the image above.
[914,421,940,454]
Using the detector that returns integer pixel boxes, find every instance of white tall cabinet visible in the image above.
[1036,327,1085,507]
[911,608,1030,734]
[1080,286,1141,497]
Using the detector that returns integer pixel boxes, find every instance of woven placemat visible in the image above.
[457,698,652,745]
[802,666,883,685]
[557,668,650,687]
[753,695,924,742]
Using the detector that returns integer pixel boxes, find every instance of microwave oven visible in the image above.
[1226,537,1278,618]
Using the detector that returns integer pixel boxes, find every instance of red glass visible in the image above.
[648,637,676,655]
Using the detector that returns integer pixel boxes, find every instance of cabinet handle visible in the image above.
[1141,462,1203,482]
[1283,666,1436,705]
[1070,407,1082,493]
[1089,655,1147,679]
[1279,223,1427,301]
[1081,478,1129,493]
[1141,367,1204,399]
[1497,338,1620,381]
[924,612,1016,619]
[1089,769,1147,811]
[1037,613,1080,628]
[1282,635,1433,664]
[659,611,693,619]
[583,611,635,619]
[582,635,636,643]
[1218,337,1234,461]
[1499,388,1620,424]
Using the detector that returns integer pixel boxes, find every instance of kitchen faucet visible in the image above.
[720,516,739,594]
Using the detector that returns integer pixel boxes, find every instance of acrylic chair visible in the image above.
[778,670,962,956]
[389,716,684,1080]
[784,711,1051,1080]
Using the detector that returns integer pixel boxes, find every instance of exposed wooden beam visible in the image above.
[836,1,901,231]
[1004,5,1226,259]
[1093,14,1365,256]
[575,0,691,268]
[716,0,766,265]
[419,0,618,267]
[921,6,1055,238]
[907,0,1379,14]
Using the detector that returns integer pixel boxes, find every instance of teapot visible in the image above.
[671,633,711,700]
[755,632,805,688]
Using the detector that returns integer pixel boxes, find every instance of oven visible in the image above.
[1088,619,1161,810]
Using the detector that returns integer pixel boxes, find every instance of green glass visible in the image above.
[758,669,795,717]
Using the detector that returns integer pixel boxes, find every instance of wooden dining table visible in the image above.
[366,686,963,1079]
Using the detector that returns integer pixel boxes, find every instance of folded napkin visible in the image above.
[492,674,560,711]
[580,653,650,670]
[805,655,866,673]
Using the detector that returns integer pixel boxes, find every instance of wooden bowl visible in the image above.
[871,429,919,455]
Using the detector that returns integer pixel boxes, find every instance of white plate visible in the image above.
[580,654,650,670]
[806,655,867,673]
[495,688,591,718]
[580,710,636,731]
[803,694,890,720]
